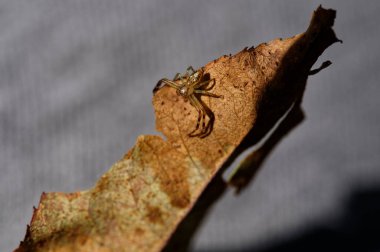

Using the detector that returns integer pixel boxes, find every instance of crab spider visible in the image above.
[154,66,223,138]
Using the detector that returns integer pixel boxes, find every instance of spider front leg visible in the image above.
[153,78,181,93]
[186,66,196,76]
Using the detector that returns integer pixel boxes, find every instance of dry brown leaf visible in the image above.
[15,6,341,252]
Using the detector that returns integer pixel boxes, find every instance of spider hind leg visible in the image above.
[188,94,214,138]
[188,95,205,137]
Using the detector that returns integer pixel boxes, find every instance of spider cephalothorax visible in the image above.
[154,66,223,138]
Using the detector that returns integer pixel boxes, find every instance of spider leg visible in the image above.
[189,94,212,137]
[203,79,216,91]
[188,95,204,137]
[160,78,181,89]
[153,78,182,94]
[194,90,223,98]
[193,79,215,90]
[200,110,214,138]
[186,66,196,75]
[173,73,182,81]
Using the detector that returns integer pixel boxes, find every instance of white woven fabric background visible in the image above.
[1,1,380,251]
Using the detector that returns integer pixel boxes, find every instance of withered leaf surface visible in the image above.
[16,6,340,252]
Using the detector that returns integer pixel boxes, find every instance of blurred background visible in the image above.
[1,1,380,251]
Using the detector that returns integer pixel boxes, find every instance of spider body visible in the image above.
[154,66,222,137]
[178,85,191,96]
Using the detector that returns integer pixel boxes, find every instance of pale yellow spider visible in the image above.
[154,66,223,137]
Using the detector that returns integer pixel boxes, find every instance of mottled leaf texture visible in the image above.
[16,6,340,252]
